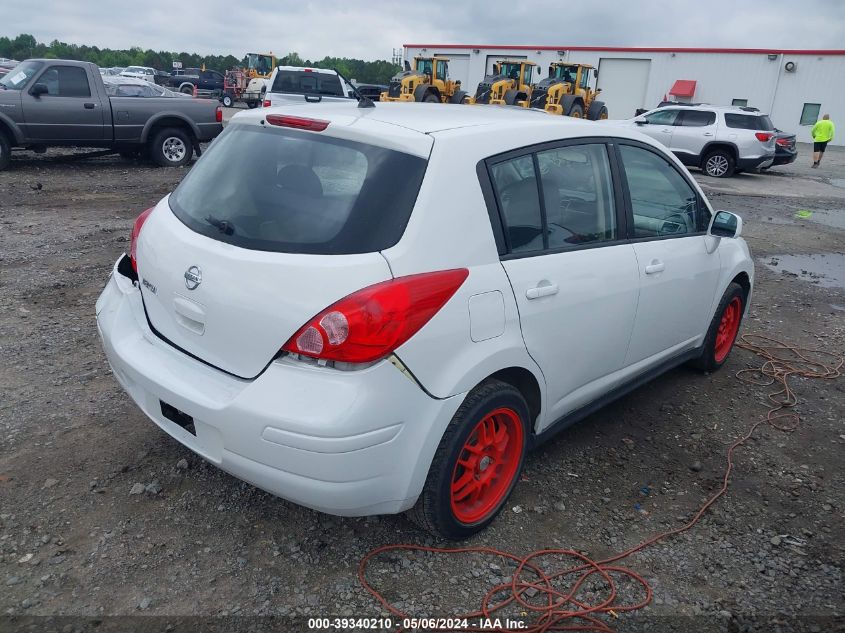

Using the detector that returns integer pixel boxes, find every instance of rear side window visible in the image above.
[724,113,774,131]
[169,125,428,255]
[678,110,716,127]
[271,71,344,96]
[536,144,616,247]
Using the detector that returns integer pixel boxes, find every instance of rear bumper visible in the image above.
[772,150,798,166]
[196,122,223,142]
[736,154,775,170]
[95,257,463,516]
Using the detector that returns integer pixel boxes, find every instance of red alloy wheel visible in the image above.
[714,296,743,363]
[450,407,524,524]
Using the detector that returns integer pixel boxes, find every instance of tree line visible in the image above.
[0,34,401,84]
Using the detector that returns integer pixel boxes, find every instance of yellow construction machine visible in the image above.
[468,60,536,106]
[529,63,608,119]
[380,56,468,103]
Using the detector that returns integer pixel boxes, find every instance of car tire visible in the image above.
[222,94,233,108]
[0,131,11,171]
[703,149,735,178]
[423,92,439,103]
[246,101,258,109]
[690,282,746,372]
[180,85,193,95]
[408,379,529,540]
[149,128,193,167]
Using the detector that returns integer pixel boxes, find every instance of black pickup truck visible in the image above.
[0,59,223,170]
[167,68,225,96]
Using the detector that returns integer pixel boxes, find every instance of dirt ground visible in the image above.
[0,141,843,633]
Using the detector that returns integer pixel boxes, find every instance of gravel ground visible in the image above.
[0,145,843,633]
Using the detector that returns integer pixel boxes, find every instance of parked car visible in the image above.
[768,129,798,167]
[99,66,125,76]
[102,75,190,98]
[0,59,18,79]
[96,102,753,539]
[167,68,225,96]
[262,66,355,107]
[614,104,776,177]
[120,66,157,82]
[0,59,223,170]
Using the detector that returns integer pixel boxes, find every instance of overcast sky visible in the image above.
[5,0,845,61]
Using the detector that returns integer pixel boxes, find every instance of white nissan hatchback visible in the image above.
[96,102,753,539]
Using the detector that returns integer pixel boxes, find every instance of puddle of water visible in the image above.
[830,178,845,189]
[806,208,845,230]
[764,253,845,290]
[761,216,795,225]
[831,304,845,312]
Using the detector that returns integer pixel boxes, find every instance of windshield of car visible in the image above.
[0,60,44,90]
[169,125,428,254]
[271,70,345,97]
[724,113,774,131]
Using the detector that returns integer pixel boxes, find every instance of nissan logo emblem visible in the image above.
[184,266,202,290]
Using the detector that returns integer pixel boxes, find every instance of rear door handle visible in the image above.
[526,282,559,300]
[84,102,96,109]
[644,260,665,275]
[703,132,714,137]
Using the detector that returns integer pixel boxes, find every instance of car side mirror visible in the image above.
[709,210,742,238]
[634,116,647,125]
[30,83,48,97]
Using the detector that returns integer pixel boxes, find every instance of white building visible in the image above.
[402,44,845,145]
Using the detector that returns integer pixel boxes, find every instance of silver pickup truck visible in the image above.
[0,59,223,170]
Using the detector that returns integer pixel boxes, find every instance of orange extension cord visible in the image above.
[358,334,843,632]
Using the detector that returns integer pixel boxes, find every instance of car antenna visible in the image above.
[333,67,375,109]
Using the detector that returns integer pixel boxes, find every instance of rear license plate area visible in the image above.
[160,400,196,436]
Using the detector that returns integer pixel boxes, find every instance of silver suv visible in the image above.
[626,105,777,178]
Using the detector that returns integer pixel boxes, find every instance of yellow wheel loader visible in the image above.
[529,63,608,119]
[380,56,468,104]
[468,60,536,107]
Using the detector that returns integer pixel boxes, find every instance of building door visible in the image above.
[597,58,651,119]
[440,53,470,89]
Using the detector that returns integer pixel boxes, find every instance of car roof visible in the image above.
[234,101,622,135]
[655,104,769,115]
[274,66,339,75]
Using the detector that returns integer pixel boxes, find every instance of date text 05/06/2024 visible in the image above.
[307,617,528,630]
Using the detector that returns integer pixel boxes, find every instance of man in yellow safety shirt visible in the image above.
[811,114,835,168]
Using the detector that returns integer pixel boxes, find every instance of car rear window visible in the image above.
[169,125,428,255]
[724,113,774,131]
[271,70,345,96]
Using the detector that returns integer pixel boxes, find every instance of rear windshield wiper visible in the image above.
[204,215,235,235]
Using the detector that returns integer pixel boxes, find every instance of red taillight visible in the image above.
[776,137,790,147]
[265,114,329,131]
[755,132,774,142]
[129,207,154,273]
[262,99,271,108]
[215,106,223,123]
[281,269,469,363]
